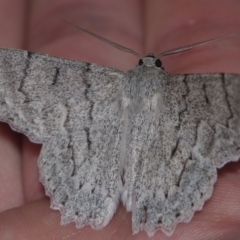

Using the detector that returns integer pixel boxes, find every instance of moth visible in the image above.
[0,23,239,236]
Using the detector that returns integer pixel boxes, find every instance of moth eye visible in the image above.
[138,59,144,66]
[155,59,162,68]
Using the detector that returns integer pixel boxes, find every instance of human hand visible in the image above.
[0,1,239,239]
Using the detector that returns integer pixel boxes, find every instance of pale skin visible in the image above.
[0,0,240,239]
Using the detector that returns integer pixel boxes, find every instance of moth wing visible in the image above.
[0,48,89,142]
[123,73,240,236]
[41,66,125,229]
[0,48,124,228]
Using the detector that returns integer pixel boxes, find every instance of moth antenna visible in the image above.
[62,20,142,58]
[156,33,239,59]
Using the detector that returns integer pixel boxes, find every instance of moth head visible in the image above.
[138,53,163,68]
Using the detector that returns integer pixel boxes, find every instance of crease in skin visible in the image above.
[22,1,33,49]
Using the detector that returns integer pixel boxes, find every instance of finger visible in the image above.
[27,0,143,70]
[145,0,240,73]
[0,192,239,240]
[0,199,133,240]
[0,0,27,48]
[21,137,43,202]
[0,0,28,212]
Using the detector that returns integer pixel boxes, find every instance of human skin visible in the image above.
[0,0,240,239]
